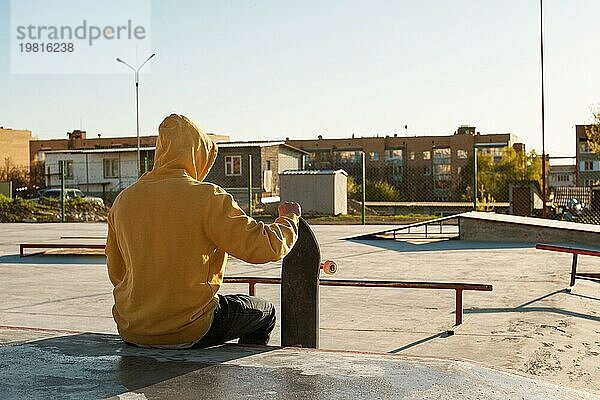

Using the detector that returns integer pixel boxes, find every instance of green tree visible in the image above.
[346,176,399,201]
[365,180,399,201]
[346,175,361,200]
[457,148,542,202]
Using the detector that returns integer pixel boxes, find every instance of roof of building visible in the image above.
[218,141,284,148]
[44,147,156,154]
[218,141,308,154]
[286,131,515,141]
[554,186,592,206]
[281,169,347,176]
[549,164,577,172]
[43,141,309,155]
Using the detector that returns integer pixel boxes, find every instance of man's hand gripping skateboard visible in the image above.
[279,201,337,276]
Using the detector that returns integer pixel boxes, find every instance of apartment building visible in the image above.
[287,126,518,201]
[1,127,32,171]
[576,125,600,186]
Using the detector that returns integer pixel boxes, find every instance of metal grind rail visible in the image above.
[348,213,463,240]
[224,276,492,328]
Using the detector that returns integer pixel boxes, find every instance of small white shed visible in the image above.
[280,170,347,215]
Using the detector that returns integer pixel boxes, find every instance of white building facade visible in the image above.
[44,148,151,197]
[548,164,576,188]
[42,142,306,208]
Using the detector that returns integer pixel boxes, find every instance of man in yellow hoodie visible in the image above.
[106,114,300,348]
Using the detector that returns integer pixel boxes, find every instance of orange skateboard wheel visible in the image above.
[320,260,337,275]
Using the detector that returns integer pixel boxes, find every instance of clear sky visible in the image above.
[1,0,599,158]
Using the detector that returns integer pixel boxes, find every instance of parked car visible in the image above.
[33,189,105,206]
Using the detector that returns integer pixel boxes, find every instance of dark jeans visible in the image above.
[192,294,276,348]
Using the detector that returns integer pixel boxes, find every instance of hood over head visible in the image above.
[152,114,218,181]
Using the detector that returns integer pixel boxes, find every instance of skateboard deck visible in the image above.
[281,218,321,348]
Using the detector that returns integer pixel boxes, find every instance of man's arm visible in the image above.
[105,211,126,287]
[206,187,301,264]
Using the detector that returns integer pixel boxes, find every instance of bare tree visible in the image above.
[0,157,30,193]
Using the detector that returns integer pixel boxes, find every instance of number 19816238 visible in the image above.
[19,42,74,52]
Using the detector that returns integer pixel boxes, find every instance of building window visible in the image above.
[423,166,431,175]
[556,174,570,182]
[433,148,451,163]
[423,151,431,160]
[583,160,595,171]
[265,160,271,170]
[103,159,119,178]
[409,151,415,160]
[225,155,242,176]
[384,149,403,161]
[580,140,592,154]
[457,149,468,159]
[479,147,504,158]
[57,160,74,179]
[391,165,403,177]
[433,164,451,178]
[434,179,451,190]
[305,150,333,169]
[63,160,74,179]
[334,150,361,162]
[368,151,379,161]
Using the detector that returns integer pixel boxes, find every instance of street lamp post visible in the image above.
[539,0,547,218]
[116,53,156,177]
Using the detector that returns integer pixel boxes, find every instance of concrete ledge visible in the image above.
[1,333,599,399]
[459,212,600,247]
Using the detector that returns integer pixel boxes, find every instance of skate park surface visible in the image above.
[1,222,599,399]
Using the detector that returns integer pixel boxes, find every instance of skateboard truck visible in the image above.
[320,260,337,275]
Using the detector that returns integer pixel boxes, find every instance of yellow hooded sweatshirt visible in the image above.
[106,114,299,346]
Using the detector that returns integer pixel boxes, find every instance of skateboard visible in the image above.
[281,218,336,348]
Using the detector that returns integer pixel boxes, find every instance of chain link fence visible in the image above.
[39,154,144,207]
[545,157,600,224]
[305,149,600,225]
[24,147,600,225]
[37,153,262,215]
[204,153,263,217]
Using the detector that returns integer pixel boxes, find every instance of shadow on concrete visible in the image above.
[465,288,600,322]
[0,292,109,311]
[515,288,568,308]
[388,331,449,354]
[465,306,600,322]
[0,254,106,265]
[569,291,600,302]
[0,332,274,399]
[346,238,533,254]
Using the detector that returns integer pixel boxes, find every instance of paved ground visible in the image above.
[2,334,598,400]
[1,222,600,398]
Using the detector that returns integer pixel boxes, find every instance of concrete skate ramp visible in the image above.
[348,212,600,247]
[1,333,598,400]
[459,212,600,246]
